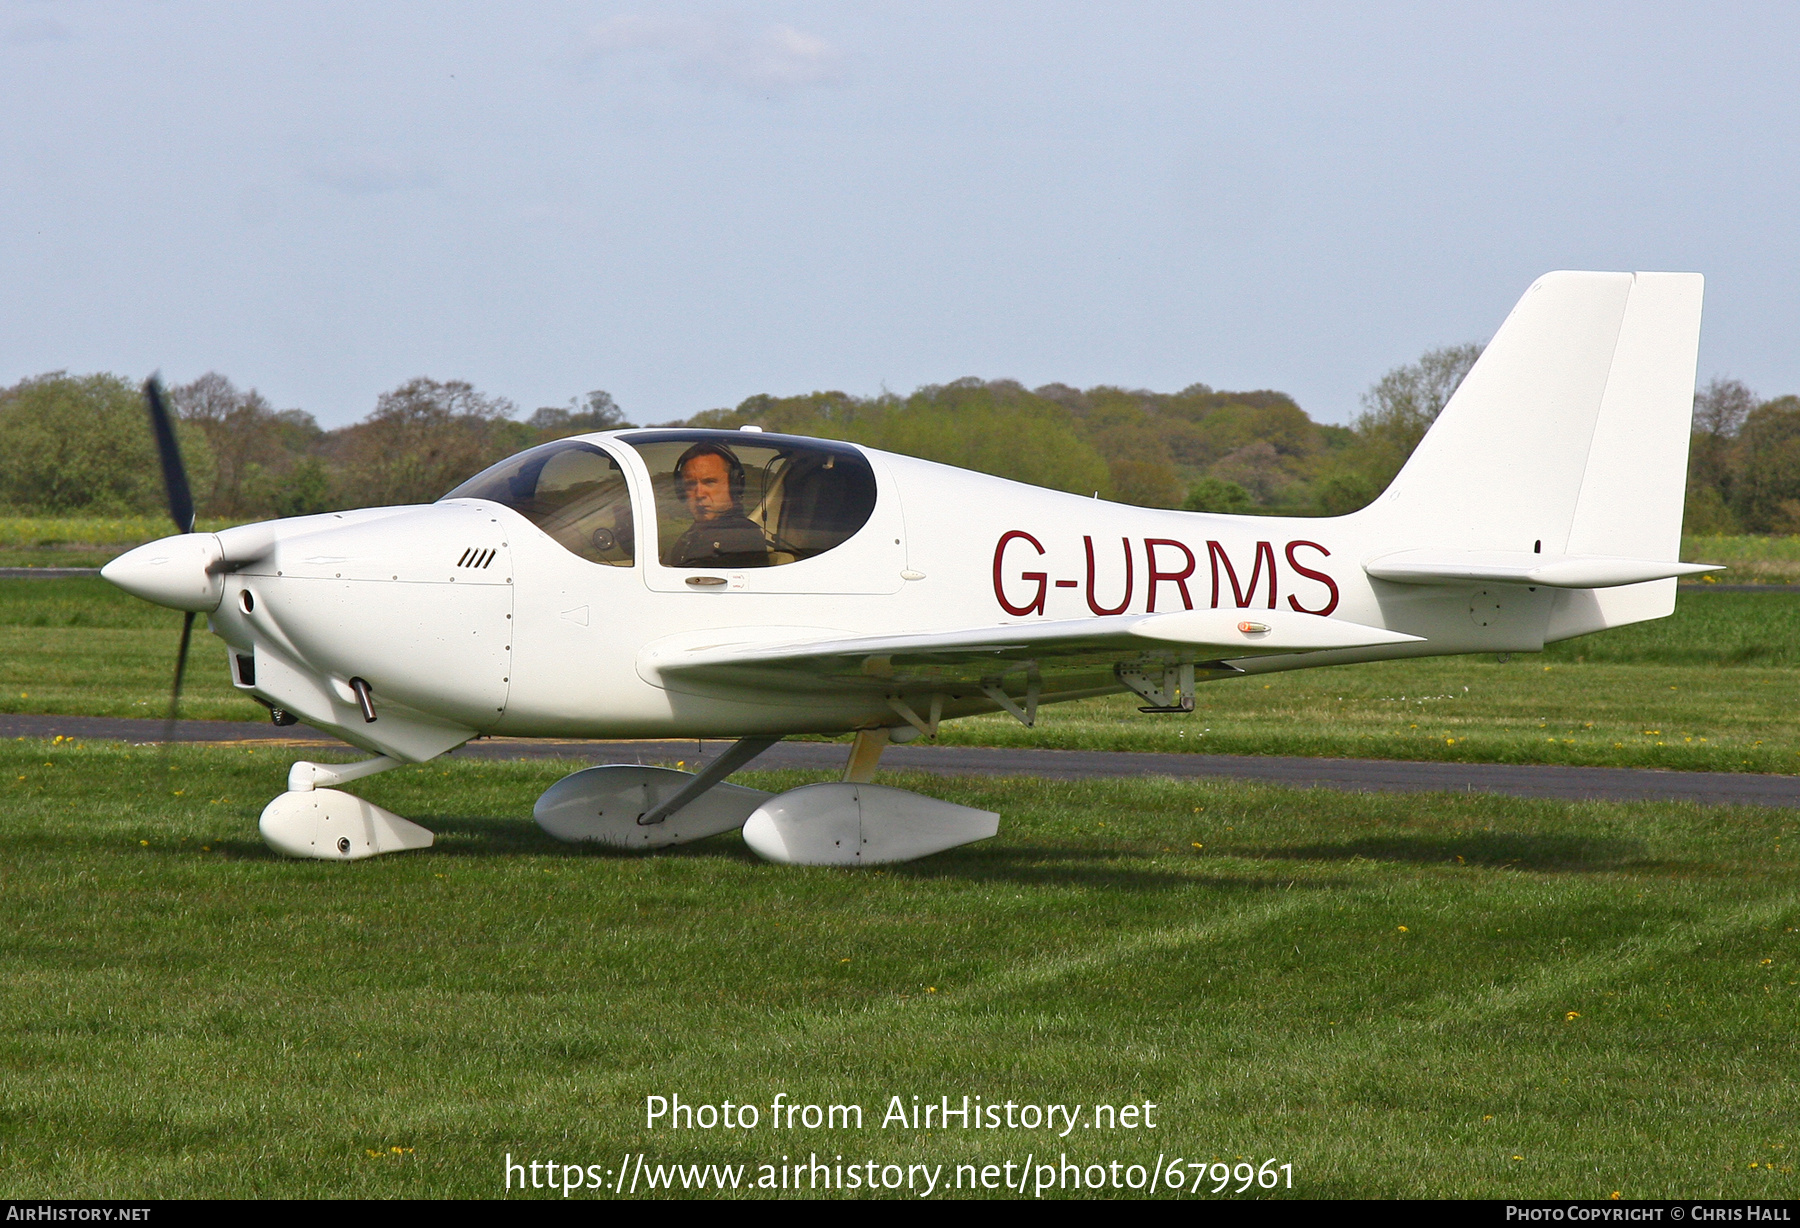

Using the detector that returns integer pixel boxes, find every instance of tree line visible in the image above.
[0,372,630,518]
[0,353,1790,530]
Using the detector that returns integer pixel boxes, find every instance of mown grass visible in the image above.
[0,516,241,568]
[1685,534,1800,585]
[1,740,1796,1198]
[941,591,1800,773]
[0,578,262,721]
[2,579,1797,772]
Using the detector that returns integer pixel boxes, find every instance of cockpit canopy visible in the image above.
[441,439,635,565]
[625,431,876,569]
[441,431,878,569]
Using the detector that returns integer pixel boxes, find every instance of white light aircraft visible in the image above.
[104,271,1717,866]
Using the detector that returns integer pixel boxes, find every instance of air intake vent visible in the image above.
[456,547,497,569]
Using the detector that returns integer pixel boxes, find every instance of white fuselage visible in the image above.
[111,431,1663,765]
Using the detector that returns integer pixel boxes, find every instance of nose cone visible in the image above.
[101,533,226,612]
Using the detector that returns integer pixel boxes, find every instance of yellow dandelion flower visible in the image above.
[1397,925,1409,932]
[1565,1011,1581,1021]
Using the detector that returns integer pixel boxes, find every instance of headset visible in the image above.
[673,442,747,505]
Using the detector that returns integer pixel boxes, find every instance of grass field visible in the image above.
[943,591,1800,773]
[2,578,1795,774]
[0,515,238,568]
[1684,534,1800,585]
[1,740,1796,1198]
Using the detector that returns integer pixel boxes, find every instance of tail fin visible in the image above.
[1369,270,1703,561]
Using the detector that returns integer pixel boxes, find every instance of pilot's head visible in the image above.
[675,443,745,522]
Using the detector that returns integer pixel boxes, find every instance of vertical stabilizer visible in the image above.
[1368,271,1703,560]
[1362,270,1704,639]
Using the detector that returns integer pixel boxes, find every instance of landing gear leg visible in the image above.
[843,728,890,783]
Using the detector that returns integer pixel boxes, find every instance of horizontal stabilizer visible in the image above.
[1365,550,1722,589]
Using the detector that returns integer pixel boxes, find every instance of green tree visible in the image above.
[1181,477,1252,514]
[1685,377,1755,534]
[1348,342,1484,491]
[0,372,214,515]
[264,455,334,518]
[692,380,1115,499]
[1313,472,1378,517]
[327,378,529,507]
[173,371,322,518]
[529,390,634,439]
[1732,396,1800,532]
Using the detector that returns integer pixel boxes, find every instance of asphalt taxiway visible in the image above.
[5,713,1797,809]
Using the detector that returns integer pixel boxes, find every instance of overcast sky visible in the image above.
[2,2,1794,427]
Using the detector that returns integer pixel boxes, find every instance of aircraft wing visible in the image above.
[640,608,1423,698]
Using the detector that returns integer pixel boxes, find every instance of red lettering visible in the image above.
[1285,540,1339,615]
[1207,540,1278,609]
[1143,538,1196,612]
[993,530,1047,616]
[1084,536,1134,616]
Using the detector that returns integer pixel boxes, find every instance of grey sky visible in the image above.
[2,2,1794,427]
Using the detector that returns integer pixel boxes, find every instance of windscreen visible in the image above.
[440,440,635,566]
[620,431,877,569]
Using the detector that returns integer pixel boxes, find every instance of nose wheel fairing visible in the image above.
[260,788,434,860]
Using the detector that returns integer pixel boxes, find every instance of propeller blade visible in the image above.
[143,375,195,535]
[164,610,195,743]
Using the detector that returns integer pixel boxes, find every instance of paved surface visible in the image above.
[6,713,1798,809]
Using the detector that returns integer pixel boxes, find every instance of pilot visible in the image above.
[664,442,773,568]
